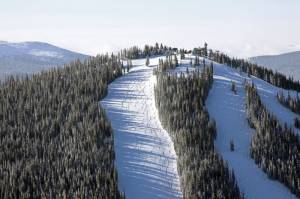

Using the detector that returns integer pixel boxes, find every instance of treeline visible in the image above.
[277,91,300,115]
[0,55,125,198]
[245,83,300,197]
[193,44,300,91]
[154,65,243,198]
[119,43,178,59]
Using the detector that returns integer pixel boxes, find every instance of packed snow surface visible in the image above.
[206,60,298,199]
[100,57,182,199]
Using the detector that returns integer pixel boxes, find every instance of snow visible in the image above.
[102,54,299,198]
[0,40,297,197]
[0,41,87,82]
[251,76,300,136]
[167,55,203,76]
[1,42,29,49]
[206,61,298,199]
[29,49,63,58]
[100,56,182,199]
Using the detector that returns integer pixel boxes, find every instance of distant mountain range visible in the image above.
[250,51,300,81]
[0,41,89,81]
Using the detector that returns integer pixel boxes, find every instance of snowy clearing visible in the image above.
[100,57,182,199]
[206,61,297,199]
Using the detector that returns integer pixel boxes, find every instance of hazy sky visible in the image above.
[1,0,299,57]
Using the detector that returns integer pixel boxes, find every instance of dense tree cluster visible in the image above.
[193,44,300,91]
[277,91,300,115]
[119,43,177,59]
[154,65,242,199]
[0,55,125,198]
[245,83,300,197]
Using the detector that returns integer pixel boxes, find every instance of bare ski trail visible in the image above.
[100,57,182,199]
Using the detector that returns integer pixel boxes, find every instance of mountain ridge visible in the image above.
[0,41,89,80]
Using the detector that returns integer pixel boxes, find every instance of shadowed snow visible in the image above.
[100,57,182,199]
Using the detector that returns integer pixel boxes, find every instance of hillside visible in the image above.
[206,58,297,199]
[101,50,300,198]
[250,51,300,81]
[1,43,300,199]
[0,41,88,81]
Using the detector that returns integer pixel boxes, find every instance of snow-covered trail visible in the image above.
[100,58,182,199]
[206,62,297,199]
[251,76,300,136]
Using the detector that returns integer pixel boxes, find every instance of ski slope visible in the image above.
[206,61,298,199]
[100,57,182,199]
[251,76,300,136]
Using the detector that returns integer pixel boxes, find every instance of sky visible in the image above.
[1,0,300,58]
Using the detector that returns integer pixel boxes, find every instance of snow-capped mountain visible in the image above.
[250,51,300,81]
[0,41,89,80]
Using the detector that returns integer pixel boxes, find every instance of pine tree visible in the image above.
[146,56,150,66]
[174,55,179,67]
[295,117,300,129]
[180,51,185,59]
[204,42,208,57]
[230,139,235,152]
[231,81,237,94]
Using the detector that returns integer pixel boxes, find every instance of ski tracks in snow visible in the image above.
[100,58,182,199]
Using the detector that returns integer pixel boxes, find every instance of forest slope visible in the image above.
[251,76,300,136]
